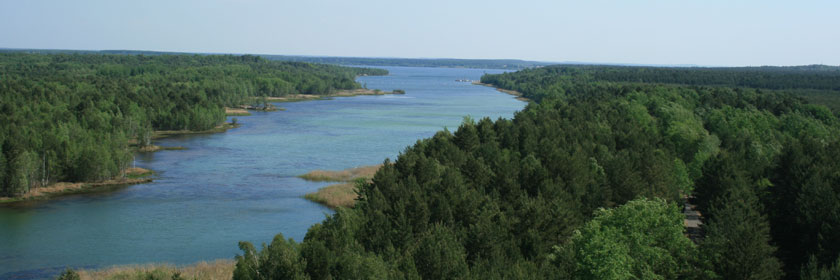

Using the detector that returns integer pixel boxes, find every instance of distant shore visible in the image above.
[299,164,383,208]
[0,167,154,204]
[472,82,530,102]
[265,88,404,103]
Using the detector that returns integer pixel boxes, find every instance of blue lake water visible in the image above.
[0,66,525,278]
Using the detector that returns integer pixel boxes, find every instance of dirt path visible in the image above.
[683,197,704,242]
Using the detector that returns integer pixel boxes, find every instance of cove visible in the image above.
[0,66,525,278]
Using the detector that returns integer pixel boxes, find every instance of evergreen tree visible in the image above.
[701,183,783,280]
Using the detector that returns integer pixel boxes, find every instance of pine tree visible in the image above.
[700,183,783,280]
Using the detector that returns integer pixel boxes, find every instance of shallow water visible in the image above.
[0,66,525,278]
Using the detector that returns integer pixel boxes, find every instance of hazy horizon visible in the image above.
[2,0,838,67]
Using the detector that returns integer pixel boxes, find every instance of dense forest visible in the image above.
[0,53,386,197]
[482,64,840,110]
[234,65,840,279]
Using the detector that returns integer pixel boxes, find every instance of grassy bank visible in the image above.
[69,259,235,280]
[153,122,239,139]
[0,168,154,204]
[299,164,383,208]
[137,145,187,152]
[224,107,251,116]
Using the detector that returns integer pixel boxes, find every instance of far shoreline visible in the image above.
[472,81,531,102]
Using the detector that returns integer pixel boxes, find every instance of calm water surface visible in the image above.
[0,66,525,278]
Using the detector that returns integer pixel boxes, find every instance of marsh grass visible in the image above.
[75,259,235,280]
[300,165,384,208]
[304,182,359,208]
[224,107,251,116]
[298,164,382,182]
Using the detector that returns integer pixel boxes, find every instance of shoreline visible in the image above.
[1,88,395,205]
[152,122,240,140]
[299,164,383,208]
[472,82,531,102]
[264,88,404,103]
[0,167,155,205]
[224,88,402,115]
[137,145,187,152]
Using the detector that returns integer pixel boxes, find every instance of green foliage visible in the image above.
[234,233,308,280]
[700,181,783,280]
[56,268,81,280]
[412,224,469,279]
[555,198,700,280]
[801,255,840,280]
[225,63,840,279]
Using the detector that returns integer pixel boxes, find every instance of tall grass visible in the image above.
[304,182,358,208]
[298,165,381,182]
[75,259,235,280]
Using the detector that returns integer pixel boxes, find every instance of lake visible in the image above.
[0,66,525,279]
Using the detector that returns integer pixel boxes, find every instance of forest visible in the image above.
[233,65,840,279]
[482,64,840,110]
[0,53,386,197]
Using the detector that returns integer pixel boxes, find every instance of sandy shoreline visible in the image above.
[472,82,530,102]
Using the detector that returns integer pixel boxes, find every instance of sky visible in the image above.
[1,0,838,66]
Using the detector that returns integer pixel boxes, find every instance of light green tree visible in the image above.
[554,198,703,280]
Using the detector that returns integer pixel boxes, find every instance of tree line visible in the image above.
[0,53,386,197]
[481,64,840,110]
[234,65,840,279]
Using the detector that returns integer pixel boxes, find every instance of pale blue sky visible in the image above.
[1,0,837,66]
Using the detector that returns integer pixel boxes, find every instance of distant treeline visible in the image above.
[234,65,840,279]
[0,49,553,70]
[482,64,840,109]
[0,53,385,197]
[262,55,553,70]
